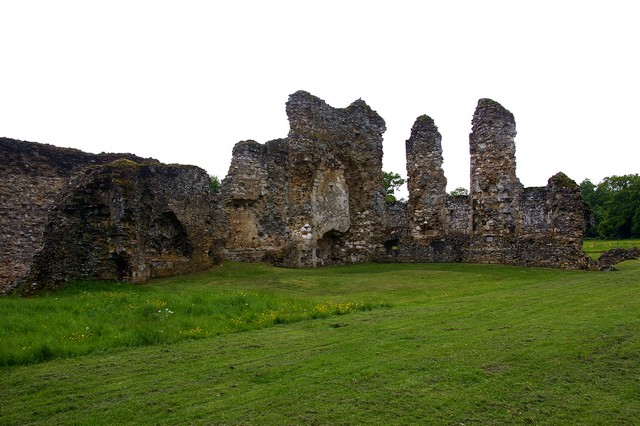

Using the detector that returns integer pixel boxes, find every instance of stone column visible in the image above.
[406,115,447,240]
[466,98,524,264]
[469,98,523,238]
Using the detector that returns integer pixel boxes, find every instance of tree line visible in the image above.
[580,174,640,239]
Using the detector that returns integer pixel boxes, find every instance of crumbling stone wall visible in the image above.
[286,91,387,267]
[0,138,156,293]
[510,173,592,269]
[221,139,289,263]
[18,160,220,295]
[383,201,408,251]
[597,247,640,270]
[406,115,448,241]
[399,115,467,262]
[400,99,591,269]
[465,99,590,269]
[466,99,524,264]
[221,91,387,267]
[1,91,602,295]
[446,196,471,234]
[222,93,593,270]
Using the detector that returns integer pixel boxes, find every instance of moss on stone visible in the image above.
[109,158,141,168]
[549,172,578,189]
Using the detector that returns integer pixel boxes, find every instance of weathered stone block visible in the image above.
[15,160,220,294]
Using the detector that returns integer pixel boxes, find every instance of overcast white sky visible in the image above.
[1,1,638,195]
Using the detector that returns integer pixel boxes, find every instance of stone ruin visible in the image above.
[0,138,222,295]
[596,247,640,271]
[221,92,593,270]
[221,91,387,267]
[0,90,619,295]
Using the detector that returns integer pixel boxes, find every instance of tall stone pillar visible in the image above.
[469,98,523,238]
[406,115,447,240]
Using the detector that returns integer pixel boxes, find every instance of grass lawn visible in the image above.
[1,256,639,424]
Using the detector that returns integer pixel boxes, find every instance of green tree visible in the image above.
[209,175,221,193]
[580,179,604,237]
[580,175,640,238]
[596,175,640,238]
[382,171,406,203]
[449,187,469,197]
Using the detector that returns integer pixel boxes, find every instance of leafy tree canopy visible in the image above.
[383,171,406,203]
[209,175,221,193]
[580,174,640,238]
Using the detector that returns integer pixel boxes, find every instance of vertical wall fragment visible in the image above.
[406,115,448,240]
[285,91,387,267]
[221,139,289,263]
[467,98,524,263]
[399,115,466,262]
[221,91,388,268]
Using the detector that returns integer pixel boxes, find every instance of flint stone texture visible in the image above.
[597,247,640,270]
[221,90,387,267]
[15,159,221,295]
[222,94,593,270]
[463,99,591,268]
[406,115,448,240]
[1,91,607,295]
[388,98,592,269]
[0,138,158,293]
[221,138,289,263]
[469,98,522,239]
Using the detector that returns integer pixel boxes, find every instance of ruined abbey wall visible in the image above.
[0,138,160,292]
[0,91,596,295]
[22,160,221,295]
[219,94,591,270]
[222,138,290,262]
[0,138,221,294]
[222,91,388,267]
[396,99,590,269]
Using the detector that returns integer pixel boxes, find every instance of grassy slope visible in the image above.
[1,261,640,425]
[0,263,383,367]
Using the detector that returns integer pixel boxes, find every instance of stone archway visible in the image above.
[316,230,343,266]
[112,251,132,280]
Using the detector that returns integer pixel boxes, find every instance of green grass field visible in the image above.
[1,245,639,424]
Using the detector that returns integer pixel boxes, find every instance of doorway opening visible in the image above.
[316,230,343,266]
